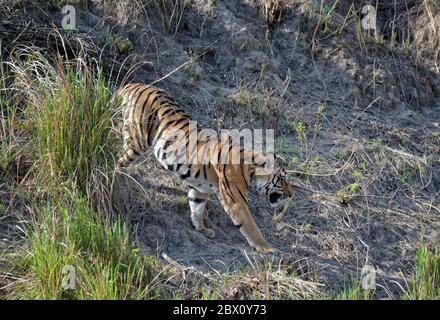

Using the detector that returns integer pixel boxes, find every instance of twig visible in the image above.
[147,50,210,88]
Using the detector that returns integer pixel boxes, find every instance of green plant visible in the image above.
[11,49,118,195]
[293,121,306,142]
[115,37,134,55]
[337,165,366,204]
[404,246,439,300]
[177,195,189,210]
[9,189,168,299]
[334,278,373,300]
[102,27,133,55]
[337,180,359,204]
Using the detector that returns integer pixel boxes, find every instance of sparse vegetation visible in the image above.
[230,85,281,127]
[1,0,439,300]
[262,0,285,28]
[102,27,134,55]
[145,0,189,34]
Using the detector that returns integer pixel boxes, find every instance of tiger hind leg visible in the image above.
[188,187,215,238]
[115,139,141,171]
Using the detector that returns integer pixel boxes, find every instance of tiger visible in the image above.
[114,83,293,253]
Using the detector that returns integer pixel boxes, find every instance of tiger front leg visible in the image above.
[218,181,274,253]
[188,187,215,239]
[232,205,274,254]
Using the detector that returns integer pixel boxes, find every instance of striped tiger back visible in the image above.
[116,84,189,168]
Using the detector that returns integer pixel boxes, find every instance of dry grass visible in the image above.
[161,253,323,300]
[1,0,439,300]
[262,0,286,28]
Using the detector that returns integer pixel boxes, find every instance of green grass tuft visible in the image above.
[10,189,168,299]
[333,279,373,300]
[404,246,440,300]
[17,55,117,193]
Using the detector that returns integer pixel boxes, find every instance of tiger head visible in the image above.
[254,154,293,213]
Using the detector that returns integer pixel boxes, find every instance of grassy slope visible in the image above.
[0,50,171,299]
[0,0,439,300]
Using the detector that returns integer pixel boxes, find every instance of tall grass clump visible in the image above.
[0,59,13,169]
[404,246,440,300]
[10,48,117,196]
[10,188,169,299]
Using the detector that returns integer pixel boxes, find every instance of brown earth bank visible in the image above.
[0,0,439,298]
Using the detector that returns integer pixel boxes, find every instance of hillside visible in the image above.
[0,0,439,299]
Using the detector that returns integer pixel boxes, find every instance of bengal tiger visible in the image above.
[114,83,293,253]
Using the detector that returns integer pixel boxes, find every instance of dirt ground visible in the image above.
[1,0,439,298]
[102,0,440,297]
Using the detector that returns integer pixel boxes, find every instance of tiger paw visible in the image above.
[255,242,274,254]
[202,228,216,239]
